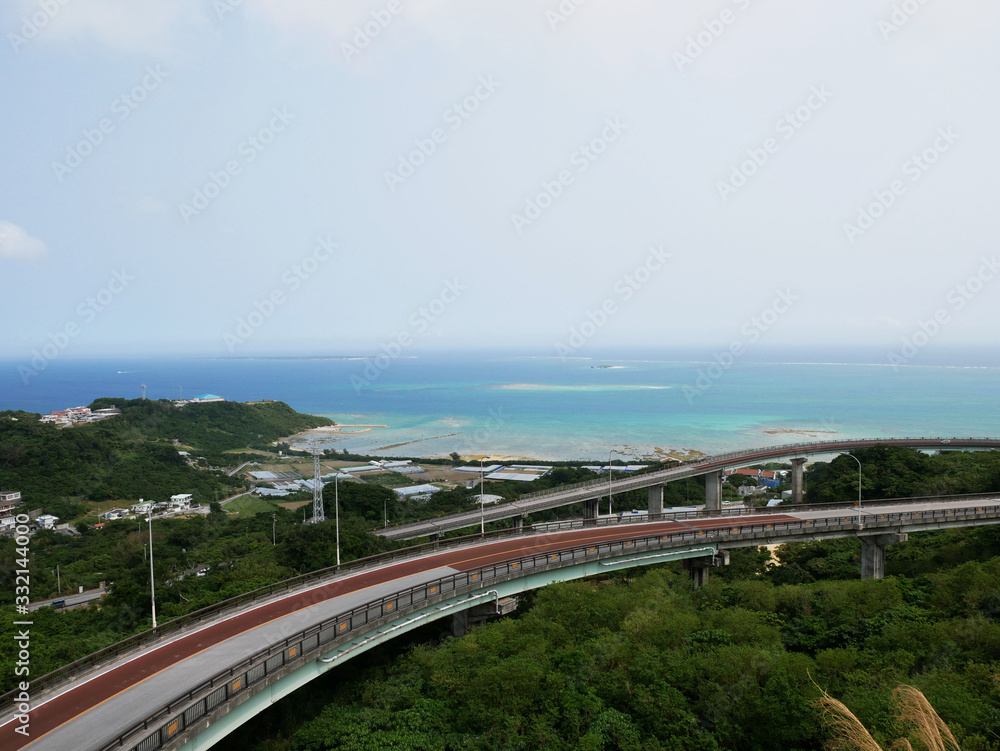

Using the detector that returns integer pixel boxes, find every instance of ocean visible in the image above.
[1,353,997,461]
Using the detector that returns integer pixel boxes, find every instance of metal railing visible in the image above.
[97,501,1000,751]
[381,437,1000,536]
[4,483,998,718]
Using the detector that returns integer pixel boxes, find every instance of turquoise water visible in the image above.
[1,355,997,460]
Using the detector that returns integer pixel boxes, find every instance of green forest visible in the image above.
[221,524,1000,751]
[2,439,1000,748]
[0,398,331,515]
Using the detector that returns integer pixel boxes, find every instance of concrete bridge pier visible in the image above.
[511,515,524,531]
[790,458,807,504]
[859,532,908,579]
[648,485,664,516]
[704,471,723,514]
[684,550,730,587]
[583,498,599,523]
[451,596,519,637]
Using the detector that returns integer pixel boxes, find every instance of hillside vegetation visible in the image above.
[0,399,331,514]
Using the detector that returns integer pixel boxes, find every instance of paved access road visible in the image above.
[4,514,800,751]
[6,494,1000,750]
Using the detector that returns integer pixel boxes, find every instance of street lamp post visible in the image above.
[846,453,862,526]
[335,473,341,566]
[608,450,618,518]
[147,515,157,629]
[272,513,276,546]
[479,456,491,535]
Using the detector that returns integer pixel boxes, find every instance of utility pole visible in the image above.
[147,515,157,629]
[272,513,276,545]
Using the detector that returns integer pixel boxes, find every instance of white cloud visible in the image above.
[0,221,48,262]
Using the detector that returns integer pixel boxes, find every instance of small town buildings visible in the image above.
[0,491,22,516]
[174,394,225,407]
[40,405,120,425]
[36,514,60,529]
[394,484,441,500]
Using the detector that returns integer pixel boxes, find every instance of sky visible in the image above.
[2,0,1000,364]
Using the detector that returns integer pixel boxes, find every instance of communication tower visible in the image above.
[311,451,325,523]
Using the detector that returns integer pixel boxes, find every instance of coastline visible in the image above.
[281,414,850,463]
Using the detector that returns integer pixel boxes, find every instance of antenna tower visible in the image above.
[311,450,325,523]
[141,384,147,399]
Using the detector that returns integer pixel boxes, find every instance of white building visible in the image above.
[36,514,59,530]
[394,484,441,500]
[0,490,22,504]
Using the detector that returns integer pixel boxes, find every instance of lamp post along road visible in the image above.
[608,450,619,517]
[147,515,157,629]
[846,453,863,527]
[479,456,492,535]
[335,474,341,566]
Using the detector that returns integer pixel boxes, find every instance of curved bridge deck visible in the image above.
[3,492,1000,751]
[378,437,1000,539]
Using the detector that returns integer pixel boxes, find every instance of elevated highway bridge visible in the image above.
[377,437,1000,540]
[3,487,1000,751]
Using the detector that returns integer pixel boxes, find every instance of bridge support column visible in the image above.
[648,485,664,516]
[512,515,523,531]
[859,533,907,580]
[451,597,519,638]
[428,533,440,543]
[704,471,723,514]
[790,458,807,504]
[684,551,730,587]
[583,498,599,523]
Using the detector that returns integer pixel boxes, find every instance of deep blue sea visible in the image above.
[1,353,998,461]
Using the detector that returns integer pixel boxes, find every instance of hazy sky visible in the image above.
[2,1,999,363]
